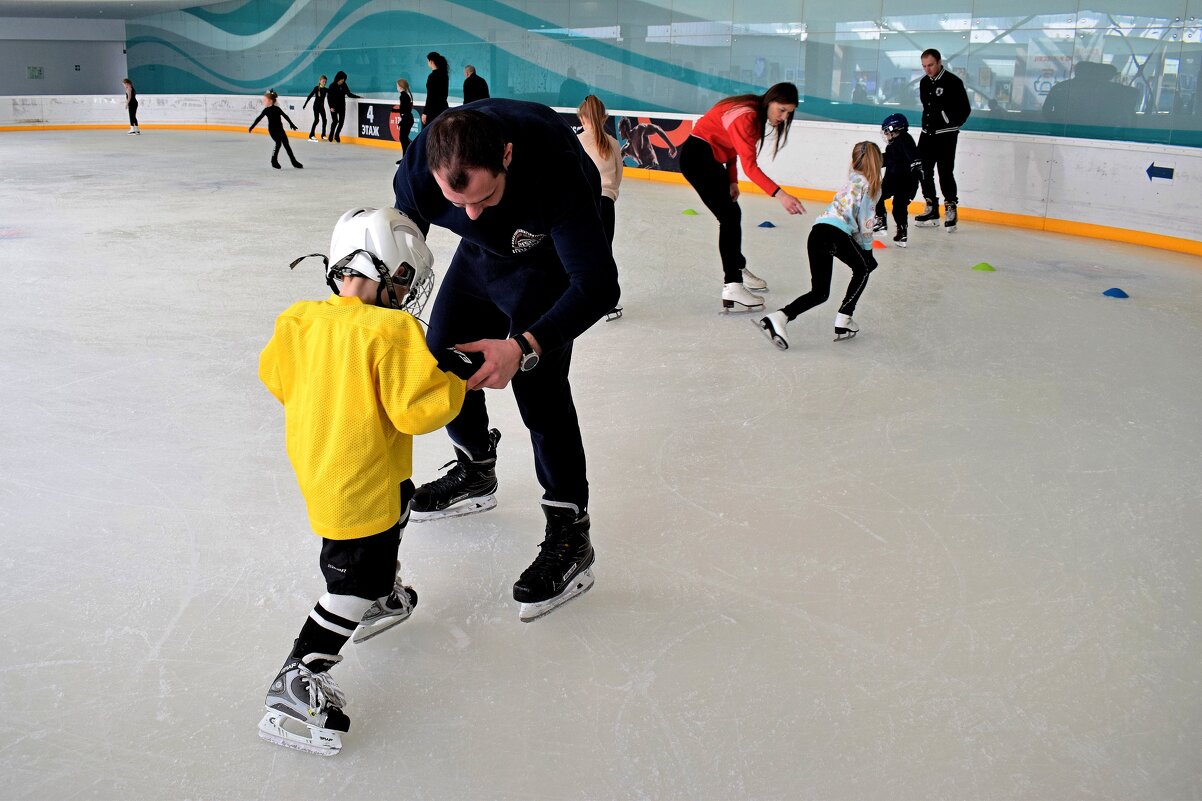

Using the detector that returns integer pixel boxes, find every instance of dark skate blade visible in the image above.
[605,309,623,321]
[409,494,496,522]
[833,330,858,342]
[751,318,788,350]
[720,302,764,315]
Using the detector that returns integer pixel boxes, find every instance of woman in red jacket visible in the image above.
[681,82,806,312]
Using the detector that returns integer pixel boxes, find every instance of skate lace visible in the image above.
[523,536,575,582]
[424,459,468,494]
[303,667,347,712]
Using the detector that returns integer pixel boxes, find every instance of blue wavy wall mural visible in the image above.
[127,0,1202,146]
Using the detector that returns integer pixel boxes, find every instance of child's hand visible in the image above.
[291,125,298,131]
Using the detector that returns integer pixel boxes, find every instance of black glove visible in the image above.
[436,347,484,380]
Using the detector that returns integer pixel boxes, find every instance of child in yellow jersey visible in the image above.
[256,207,467,756]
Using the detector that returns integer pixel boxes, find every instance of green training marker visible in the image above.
[681,208,699,215]
[971,262,996,271]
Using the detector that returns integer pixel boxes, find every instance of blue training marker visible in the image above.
[758,221,776,228]
[1103,287,1130,298]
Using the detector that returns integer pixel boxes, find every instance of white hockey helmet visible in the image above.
[291,207,435,315]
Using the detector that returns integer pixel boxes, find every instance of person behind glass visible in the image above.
[394,78,415,166]
[577,95,624,321]
[679,82,805,313]
[422,52,450,126]
[872,112,922,248]
[462,65,490,104]
[249,91,303,170]
[392,100,620,622]
[327,70,360,144]
[256,207,465,756]
[914,49,970,231]
[303,74,328,141]
[122,78,140,135]
[754,141,882,350]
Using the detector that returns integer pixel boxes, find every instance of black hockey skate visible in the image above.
[871,215,887,235]
[892,224,908,248]
[411,429,501,522]
[944,202,958,232]
[605,305,623,322]
[513,504,595,622]
[915,197,940,227]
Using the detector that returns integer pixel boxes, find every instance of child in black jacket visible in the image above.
[873,113,921,247]
[249,91,303,169]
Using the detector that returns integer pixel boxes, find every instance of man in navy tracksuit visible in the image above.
[392,98,619,621]
[915,48,971,230]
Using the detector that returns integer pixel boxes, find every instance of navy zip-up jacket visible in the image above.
[393,99,619,352]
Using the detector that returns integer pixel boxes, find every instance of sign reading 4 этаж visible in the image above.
[357,102,424,142]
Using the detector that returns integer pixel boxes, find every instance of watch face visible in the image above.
[521,352,539,371]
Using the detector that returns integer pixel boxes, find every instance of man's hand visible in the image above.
[456,338,523,390]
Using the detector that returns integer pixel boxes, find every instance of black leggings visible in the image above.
[329,105,346,141]
[271,133,299,165]
[309,105,327,138]
[782,224,878,320]
[128,100,139,127]
[599,196,615,245]
[679,136,745,284]
[399,115,414,151]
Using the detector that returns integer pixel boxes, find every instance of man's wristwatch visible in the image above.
[512,334,539,372]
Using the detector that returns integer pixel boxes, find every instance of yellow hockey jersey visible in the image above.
[259,295,466,539]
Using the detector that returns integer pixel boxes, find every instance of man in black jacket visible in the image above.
[463,65,490,104]
[915,49,971,230]
[393,100,619,622]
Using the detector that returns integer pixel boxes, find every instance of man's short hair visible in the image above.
[921,48,942,63]
[425,109,507,191]
[465,65,476,75]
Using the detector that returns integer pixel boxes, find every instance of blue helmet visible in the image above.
[881,113,909,134]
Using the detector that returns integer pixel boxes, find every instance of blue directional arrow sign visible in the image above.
[1146,162,1175,181]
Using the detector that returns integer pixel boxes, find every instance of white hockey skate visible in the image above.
[353,567,418,644]
[514,504,596,622]
[834,313,859,342]
[721,282,765,314]
[258,653,349,757]
[741,267,768,292]
[753,310,790,350]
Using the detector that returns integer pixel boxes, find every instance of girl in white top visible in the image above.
[576,95,624,320]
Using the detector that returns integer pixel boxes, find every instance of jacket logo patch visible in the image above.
[511,229,545,254]
[935,87,944,96]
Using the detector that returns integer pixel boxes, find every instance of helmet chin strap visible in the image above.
[291,250,414,309]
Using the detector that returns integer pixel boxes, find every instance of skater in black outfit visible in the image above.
[327,71,360,143]
[392,100,619,622]
[422,52,449,126]
[122,78,140,135]
[872,113,922,247]
[303,75,328,141]
[394,78,415,165]
[914,49,971,230]
[249,91,303,169]
[462,65,490,104]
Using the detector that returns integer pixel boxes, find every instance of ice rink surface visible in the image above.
[1,129,1200,800]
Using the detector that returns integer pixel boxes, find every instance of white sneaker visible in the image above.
[834,312,859,341]
[721,282,765,313]
[753,310,790,350]
[741,267,768,291]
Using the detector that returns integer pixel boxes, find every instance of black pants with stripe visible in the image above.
[918,130,959,205]
[782,223,878,320]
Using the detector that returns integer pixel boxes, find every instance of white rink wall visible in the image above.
[4,93,1201,245]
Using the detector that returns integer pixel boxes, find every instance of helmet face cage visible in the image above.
[289,249,427,315]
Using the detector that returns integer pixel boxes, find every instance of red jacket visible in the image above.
[690,101,779,196]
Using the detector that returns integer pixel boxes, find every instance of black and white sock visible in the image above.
[291,592,373,658]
